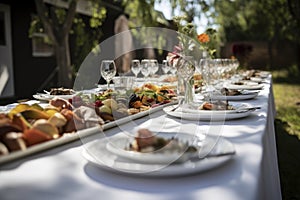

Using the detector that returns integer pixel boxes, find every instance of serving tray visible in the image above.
[0,102,175,165]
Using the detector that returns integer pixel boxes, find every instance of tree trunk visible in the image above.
[267,39,274,70]
[35,0,77,88]
[55,36,73,88]
[287,0,300,72]
[297,43,300,74]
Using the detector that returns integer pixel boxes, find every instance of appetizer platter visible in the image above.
[0,84,177,165]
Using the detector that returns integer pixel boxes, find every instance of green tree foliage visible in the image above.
[214,0,295,42]
[212,0,300,70]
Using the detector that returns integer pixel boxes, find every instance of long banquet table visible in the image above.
[0,77,281,200]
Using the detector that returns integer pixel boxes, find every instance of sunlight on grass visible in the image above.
[272,74,300,139]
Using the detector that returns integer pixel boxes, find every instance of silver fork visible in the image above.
[171,98,184,112]
[234,106,261,113]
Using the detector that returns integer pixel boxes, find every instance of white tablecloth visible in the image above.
[0,78,281,200]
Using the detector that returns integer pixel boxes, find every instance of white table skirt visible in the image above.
[0,78,281,200]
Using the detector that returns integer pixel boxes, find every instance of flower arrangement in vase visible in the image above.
[166,15,217,106]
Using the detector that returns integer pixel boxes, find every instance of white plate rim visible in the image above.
[33,93,78,101]
[224,84,264,90]
[163,105,254,121]
[209,92,258,101]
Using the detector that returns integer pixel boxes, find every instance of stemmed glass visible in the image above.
[199,58,223,101]
[100,60,117,89]
[131,59,141,78]
[140,59,151,81]
[169,61,177,76]
[231,58,240,76]
[199,58,213,91]
[213,58,225,88]
[161,60,171,75]
[149,59,159,78]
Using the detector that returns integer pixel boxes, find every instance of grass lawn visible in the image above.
[272,69,300,200]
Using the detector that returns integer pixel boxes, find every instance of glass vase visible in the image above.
[176,56,196,106]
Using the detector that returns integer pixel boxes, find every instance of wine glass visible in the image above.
[140,59,151,81]
[199,58,213,91]
[161,60,171,75]
[149,59,159,78]
[100,60,117,89]
[213,58,225,88]
[169,61,177,76]
[199,58,222,101]
[131,59,141,78]
[231,58,240,76]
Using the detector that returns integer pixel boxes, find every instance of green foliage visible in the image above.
[28,15,44,37]
[90,4,106,28]
[54,8,67,24]
[213,0,296,43]
[124,0,161,27]
[70,2,106,71]
[172,15,217,58]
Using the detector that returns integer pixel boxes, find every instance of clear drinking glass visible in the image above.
[131,59,141,78]
[231,58,240,75]
[149,59,159,77]
[162,60,171,75]
[213,58,225,87]
[169,61,177,76]
[199,58,223,101]
[140,59,151,80]
[199,58,213,91]
[100,60,117,89]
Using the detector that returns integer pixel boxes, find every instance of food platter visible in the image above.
[0,101,175,165]
[82,132,235,177]
[1,82,179,165]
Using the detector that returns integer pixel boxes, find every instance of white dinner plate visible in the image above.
[163,104,256,121]
[33,93,77,101]
[224,83,264,90]
[82,133,235,177]
[209,91,259,101]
